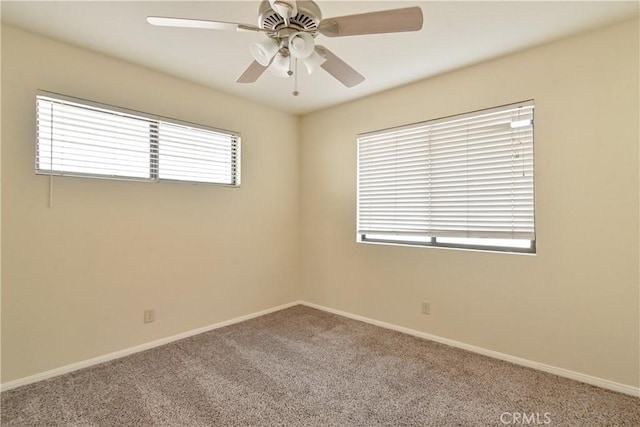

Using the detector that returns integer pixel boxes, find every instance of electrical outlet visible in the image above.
[144,309,155,323]
[421,301,431,315]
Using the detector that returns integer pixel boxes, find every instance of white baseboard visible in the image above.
[0,301,302,392]
[300,301,640,398]
[3,300,638,398]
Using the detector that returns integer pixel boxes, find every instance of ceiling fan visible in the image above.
[147,0,423,95]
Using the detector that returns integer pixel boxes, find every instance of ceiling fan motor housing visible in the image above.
[258,0,321,32]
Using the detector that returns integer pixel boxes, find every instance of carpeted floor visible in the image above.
[1,305,639,426]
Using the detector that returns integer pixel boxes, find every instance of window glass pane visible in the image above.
[364,234,432,243]
[436,237,532,249]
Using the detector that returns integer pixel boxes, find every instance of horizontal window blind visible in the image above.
[357,101,535,243]
[37,97,152,179]
[158,122,238,184]
[36,92,240,186]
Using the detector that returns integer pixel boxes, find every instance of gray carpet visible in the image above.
[1,305,639,426]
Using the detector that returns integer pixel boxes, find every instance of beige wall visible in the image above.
[300,19,640,387]
[1,25,300,382]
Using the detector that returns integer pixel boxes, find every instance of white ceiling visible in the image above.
[2,1,638,114]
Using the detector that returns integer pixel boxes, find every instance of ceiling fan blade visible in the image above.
[147,16,263,32]
[236,61,269,83]
[315,46,364,88]
[318,6,423,37]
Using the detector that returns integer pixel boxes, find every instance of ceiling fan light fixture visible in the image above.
[288,32,315,59]
[301,50,326,74]
[268,53,291,77]
[249,38,279,66]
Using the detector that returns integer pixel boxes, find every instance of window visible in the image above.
[357,101,535,253]
[36,91,240,186]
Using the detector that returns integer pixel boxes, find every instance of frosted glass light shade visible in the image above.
[301,51,326,74]
[250,39,279,66]
[288,32,314,59]
[268,53,291,77]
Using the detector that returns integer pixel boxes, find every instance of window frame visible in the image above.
[36,90,241,187]
[356,101,536,254]
[359,234,536,254]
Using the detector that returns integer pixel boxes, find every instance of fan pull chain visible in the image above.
[293,58,300,96]
[287,54,294,76]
